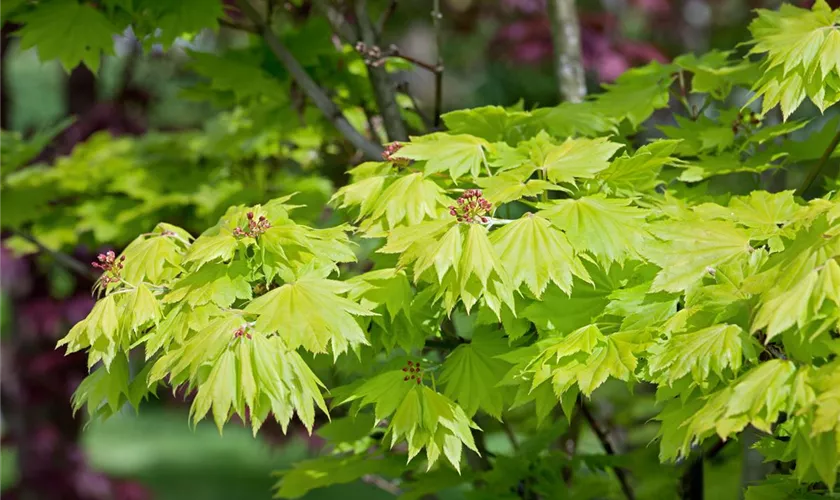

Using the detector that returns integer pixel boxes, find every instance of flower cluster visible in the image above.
[402,360,423,384]
[731,110,761,133]
[233,326,252,340]
[91,251,124,285]
[233,212,271,238]
[449,189,492,223]
[381,142,409,165]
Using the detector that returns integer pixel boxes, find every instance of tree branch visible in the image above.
[578,400,635,500]
[376,0,398,34]
[234,0,383,160]
[502,420,520,452]
[219,18,258,34]
[546,0,586,103]
[796,128,840,198]
[361,474,402,495]
[431,0,444,127]
[311,0,359,43]
[371,45,438,73]
[354,0,408,142]
[397,81,434,131]
[13,231,98,281]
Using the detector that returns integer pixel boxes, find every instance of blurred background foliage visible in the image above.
[1,0,834,499]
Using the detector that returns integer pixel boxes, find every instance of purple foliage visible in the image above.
[1,247,146,499]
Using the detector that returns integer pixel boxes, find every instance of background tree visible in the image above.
[2,1,840,499]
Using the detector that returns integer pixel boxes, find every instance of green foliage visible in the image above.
[747,0,840,118]
[6,0,840,498]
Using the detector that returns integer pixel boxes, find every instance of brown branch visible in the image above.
[431,0,444,127]
[796,128,840,198]
[546,0,586,103]
[233,0,383,160]
[354,0,408,141]
[376,0,399,34]
[679,439,729,500]
[578,400,635,500]
[372,45,438,73]
[311,0,359,43]
[13,231,98,281]
[559,406,583,484]
[219,18,258,34]
[397,82,434,131]
[502,420,520,452]
[361,474,402,496]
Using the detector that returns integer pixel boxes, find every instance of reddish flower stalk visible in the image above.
[233,212,271,239]
[382,142,409,165]
[449,189,492,224]
[402,360,423,384]
[91,251,124,285]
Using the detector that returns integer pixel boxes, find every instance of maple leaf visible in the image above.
[341,371,479,471]
[441,105,537,144]
[438,329,513,419]
[538,195,649,265]
[163,262,252,308]
[475,172,565,206]
[490,214,590,297]
[647,324,750,386]
[120,232,187,285]
[597,140,683,193]
[521,133,623,185]
[244,277,375,358]
[150,314,329,434]
[527,325,638,397]
[644,219,753,292]
[384,222,514,318]
[590,61,675,127]
[397,133,492,181]
[16,0,119,72]
[747,0,840,118]
[273,454,404,499]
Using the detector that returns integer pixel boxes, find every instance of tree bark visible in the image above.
[235,0,384,160]
[546,0,586,103]
[66,65,98,117]
[1,22,19,129]
[353,0,408,141]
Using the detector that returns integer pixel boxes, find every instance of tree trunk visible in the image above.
[66,65,98,117]
[1,23,20,129]
[354,0,408,142]
[546,0,586,103]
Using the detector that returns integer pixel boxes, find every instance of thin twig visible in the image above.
[678,440,728,500]
[361,474,402,496]
[13,231,98,281]
[354,0,407,141]
[361,103,380,141]
[502,420,520,451]
[233,0,383,159]
[578,400,635,500]
[370,45,438,73]
[796,128,840,198]
[219,18,258,34]
[377,0,399,34]
[311,0,358,43]
[397,82,434,130]
[546,0,586,103]
[559,406,583,484]
[431,0,443,127]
